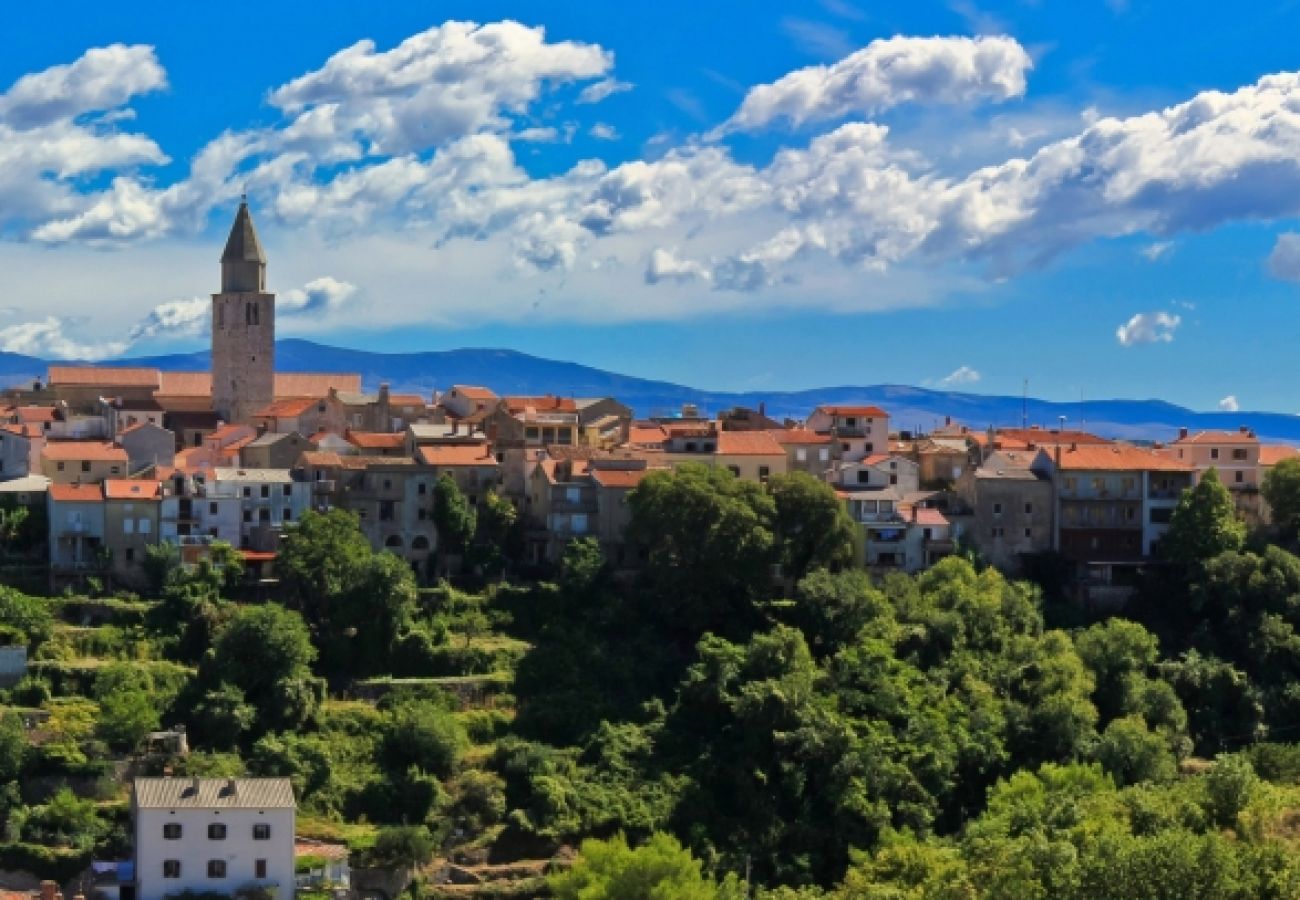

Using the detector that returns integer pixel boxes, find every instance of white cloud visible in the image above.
[935,365,981,387]
[589,123,619,141]
[645,247,712,284]
[513,126,560,143]
[716,35,1031,134]
[278,276,358,315]
[1116,311,1181,346]
[577,78,631,104]
[1267,232,1300,281]
[127,297,209,341]
[0,44,166,129]
[1141,241,1173,261]
[1219,395,1240,412]
[0,317,128,360]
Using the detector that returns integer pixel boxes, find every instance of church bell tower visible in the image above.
[211,201,275,424]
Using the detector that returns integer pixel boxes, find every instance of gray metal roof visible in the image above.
[133,777,294,809]
[220,202,267,264]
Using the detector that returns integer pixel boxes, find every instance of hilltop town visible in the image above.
[5,207,1300,897]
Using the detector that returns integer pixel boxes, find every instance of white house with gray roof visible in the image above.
[133,776,295,900]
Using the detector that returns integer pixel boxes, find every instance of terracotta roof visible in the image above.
[911,508,949,527]
[861,453,893,467]
[209,424,254,443]
[226,435,256,452]
[1174,429,1259,445]
[505,395,578,413]
[300,451,344,467]
[626,424,668,446]
[0,423,38,439]
[996,428,1111,448]
[1056,444,1194,472]
[417,444,498,466]
[276,373,362,397]
[13,406,57,423]
[132,777,295,809]
[240,550,277,562]
[103,479,162,500]
[716,431,785,456]
[157,371,211,396]
[451,385,498,401]
[590,467,654,488]
[1261,445,1300,467]
[769,428,832,445]
[42,441,127,462]
[388,394,427,406]
[49,483,102,502]
[48,366,159,388]
[816,405,888,418]
[346,431,406,450]
[255,397,318,418]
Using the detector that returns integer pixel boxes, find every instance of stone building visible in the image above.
[212,201,275,425]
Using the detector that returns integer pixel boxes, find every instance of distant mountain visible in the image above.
[3,338,1298,443]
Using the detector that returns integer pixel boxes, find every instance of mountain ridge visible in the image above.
[0,339,1295,443]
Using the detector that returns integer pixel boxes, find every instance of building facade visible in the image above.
[212,202,275,425]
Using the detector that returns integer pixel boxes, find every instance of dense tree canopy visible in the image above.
[1162,468,1245,564]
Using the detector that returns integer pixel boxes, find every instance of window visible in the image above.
[991,527,1004,538]
[243,487,252,498]
[124,519,135,535]
[259,509,270,523]
[1235,470,1244,484]
[163,861,181,879]
[243,510,252,523]
[283,507,292,521]
[857,470,869,484]
[209,502,218,515]
[383,479,392,490]
[124,548,134,563]
[684,442,697,452]
[795,448,807,462]
[260,485,270,499]
[208,822,226,840]
[1024,528,1032,538]
[889,474,898,485]
[255,860,267,879]
[1211,448,1220,460]
[1024,502,1033,514]
[208,860,226,878]
[727,465,740,477]
[845,417,857,427]
[163,822,182,840]
[819,448,829,462]
[1232,448,1248,461]
[992,503,1003,515]
[758,466,770,481]
[57,462,65,471]
[253,823,271,840]
[865,443,874,453]
[418,482,428,495]
[81,461,91,472]
[283,484,292,496]
[139,518,151,534]
[841,443,850,452]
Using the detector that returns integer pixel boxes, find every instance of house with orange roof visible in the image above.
[40,441,128,484]
[416,442,501,503]
[1039,443,1195,564]
[769,427,833,477]
[440,385,500,420]
[831,454,920,494]
[1167,425,1263,524]
[241,431,316,469]
[103,480,163,585]
[252,396,328,436]
[346,430,408,457]
[47,482,106,576]
[956,449,1055,572]
[806,404,889,464]
[656,425,788,483]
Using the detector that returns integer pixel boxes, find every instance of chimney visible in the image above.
[759,401,766,417]
[379,383,391,404]
[1239,425,1248,434]
[1179,427,1188,440]
[945,416,952,426]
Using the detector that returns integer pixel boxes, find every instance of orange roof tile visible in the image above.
[1055,444,1194,472]
[716,431,785,456]
[451,385,498,401]
[1174,429,1260,445]
[42,441,127,462]
[156,371,211,396]
[14,407,57,423]
[997,428,1111,447]
[817,405,888,418]
[626,424,668,446]
[254,397,317,418]
[911,508,949,526]
[0,423,38,439]
[769,428,831,445]
[300,451,344,467]
[346,431,406,450]
[48,366,159,388]
[103,479,162,500]
[1261,445,1300,467]
[590,467,654,488]
[275,373,362,397]
[49,483,102,502]
[208,424,253,443]
[417,444,498,466]
[505,395,577,413]
[388,394,426,406]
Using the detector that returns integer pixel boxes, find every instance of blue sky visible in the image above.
[2,1,1300,412]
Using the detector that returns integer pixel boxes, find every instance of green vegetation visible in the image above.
[7,466,1300,896]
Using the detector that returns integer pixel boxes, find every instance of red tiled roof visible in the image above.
[451,385,498,401]
[505,395,577,413]
[254,397,317,418]
[209,424,253,443]
[769,428,831,445]
[0,423,39,439]
[48,366,159,388]
[996,428,1111,449]
[14,406,57,423]
[626,424,667,446]
[816,405,888,418]
[276,373,362,397]
[716,431,785,456]
[49,483,102,502]
[42,441,127,462]
[388,394,426,406]
[590,467,654,488]
[300,451,344,467]
[1056,444,1194,472]
[861,453,893,466]
[911,508,949,526]
[1174,429,1259,445]
[1261,445,1300,467]
[103,479,162,500]
[417,444,497,466]
[346,431,406,450]
[156,371,212,396]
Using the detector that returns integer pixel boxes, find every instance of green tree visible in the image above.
[1203,753,1258,829]
[627,463,776,637]
[0,586,53,648]
[1093,715,1176,786]
[550,832,739,900]
[204,604,321,733]
[97,689,160,752]
[1161,469,1245,564]
[381,699,467,778]
[0,713,27,783]
[369,825,436,867]
[1074,618,1161,722]
[768,472,857,582]
[470,490,522,577]
[432,473,476,561]
[1263,456,1300,541]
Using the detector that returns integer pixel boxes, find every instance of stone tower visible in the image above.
[211,201,275,424]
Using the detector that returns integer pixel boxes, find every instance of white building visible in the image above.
[211,468,311,549]
[133,777,295,900]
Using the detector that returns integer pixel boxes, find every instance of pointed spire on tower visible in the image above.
[220,200,267,292]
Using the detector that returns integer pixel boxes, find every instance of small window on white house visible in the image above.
[253,823,271,840]
[795,448,807,461]
[163,861,181,878]
[163,822,181,840]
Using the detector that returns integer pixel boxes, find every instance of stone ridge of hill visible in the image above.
[0,339,1296,443]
